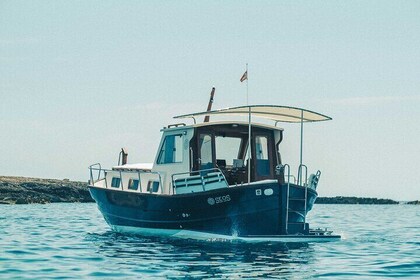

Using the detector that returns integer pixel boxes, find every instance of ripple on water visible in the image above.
[5,249,38,255]
[1,203,420,279]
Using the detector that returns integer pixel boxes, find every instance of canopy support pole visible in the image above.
[298,109,304,184]
[248,107,251,183]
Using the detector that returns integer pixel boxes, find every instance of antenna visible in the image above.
[203,87,215,123]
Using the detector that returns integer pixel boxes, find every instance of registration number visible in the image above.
[215,195,231,204]
[207,195,231,205]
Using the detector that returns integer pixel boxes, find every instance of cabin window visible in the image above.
[255,135,270,176]
[147,181,160,193]
[215,136,242,167]
[127,179,139,190]
[157,134,183,164]
[199,134,213,170]
[256,136,268,160]
[111,177,121,188]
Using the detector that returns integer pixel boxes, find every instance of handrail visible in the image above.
[158,175,163,194]
[281,164,291,234]
[282,163,291,189]
[137,170,142,193]
[89,165,163,194]
[297,164,308,186]
[296,164,308,230]
[88,163,102,184]
[280,163,314,233]
[171,168,228,193]
[285,174,297,184]
[303,177,308,230]
[189,148,193,172]
[119,170,124,190]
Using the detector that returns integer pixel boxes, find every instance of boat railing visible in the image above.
[280,163,309,232]
[280,164,309,187]
[89,163,103,184]
[88,164,163,194]
[285,174,297,184]
[297,164,308,187]
[281,164,291,232]
[301,164,308,230]
[296,164,308,230]
[171,168,228,194]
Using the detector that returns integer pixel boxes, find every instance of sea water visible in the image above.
[0,203,419,279]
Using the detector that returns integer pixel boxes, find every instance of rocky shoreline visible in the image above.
[0,176,93,204]
[406,200,420,205]
[315,196,400,205]
[1,176,418,205]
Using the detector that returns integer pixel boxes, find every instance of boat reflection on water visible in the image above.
[86,230,315,278]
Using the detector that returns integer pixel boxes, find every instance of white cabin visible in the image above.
[89,105,331,195]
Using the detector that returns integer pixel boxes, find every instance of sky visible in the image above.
[1,1,420,200]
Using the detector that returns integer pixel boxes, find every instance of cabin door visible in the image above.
[253,134,274,181]
[197,133,215,170]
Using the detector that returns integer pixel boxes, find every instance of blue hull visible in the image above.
[89,181,317,237]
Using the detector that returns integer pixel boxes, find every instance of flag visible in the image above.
[240,71,248,82]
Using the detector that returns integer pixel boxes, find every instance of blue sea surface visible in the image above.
[0,203,419,279]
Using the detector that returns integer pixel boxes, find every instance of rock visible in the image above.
[0,200,14,205]
[406,200,420,205]
[15,198,27,204]
[0,176,94,205]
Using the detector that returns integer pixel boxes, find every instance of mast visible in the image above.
[245,64,251,184]
[239,64,251,183]
[204,87,215,123]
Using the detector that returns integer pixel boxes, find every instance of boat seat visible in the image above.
[173,172,228,194]
[174,175,204,194]
[202,172,228,191]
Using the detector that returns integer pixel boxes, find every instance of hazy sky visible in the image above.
[1,1,419,200]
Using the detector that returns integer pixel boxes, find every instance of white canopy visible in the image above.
[174,105,332,123]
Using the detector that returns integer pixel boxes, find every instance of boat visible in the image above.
[88,102,340,242]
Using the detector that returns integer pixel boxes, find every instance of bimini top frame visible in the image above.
[173,105,332,124]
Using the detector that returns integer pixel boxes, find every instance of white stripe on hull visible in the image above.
[111,225,340,243]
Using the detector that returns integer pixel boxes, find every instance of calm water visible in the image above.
[1,203,419,279]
